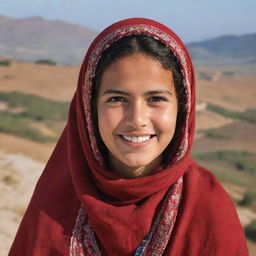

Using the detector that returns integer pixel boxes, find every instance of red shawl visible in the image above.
[9,18,248,256]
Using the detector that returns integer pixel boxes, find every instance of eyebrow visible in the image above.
[102,89,129,96]
[144,90,173,96]
[102,89,173,96]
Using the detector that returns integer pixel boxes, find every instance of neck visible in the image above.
[108,155,162,179]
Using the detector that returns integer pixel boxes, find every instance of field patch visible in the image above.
[0,91,68,142]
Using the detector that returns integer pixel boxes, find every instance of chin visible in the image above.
[121,156,157,169]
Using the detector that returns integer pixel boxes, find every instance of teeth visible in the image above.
[122,135,151,143]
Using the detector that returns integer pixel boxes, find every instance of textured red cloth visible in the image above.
[9,18,248,256]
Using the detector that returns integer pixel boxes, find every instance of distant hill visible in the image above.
[187,33,256,65]
[0,15,98,64]
[0,14,255,65]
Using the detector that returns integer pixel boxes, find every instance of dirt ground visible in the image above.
[0,151,44,256]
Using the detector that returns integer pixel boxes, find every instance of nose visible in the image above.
[124,101,148,128]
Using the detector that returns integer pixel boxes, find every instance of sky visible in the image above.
[0,0,255,42]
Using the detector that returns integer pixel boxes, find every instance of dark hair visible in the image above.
[91,34,186,164]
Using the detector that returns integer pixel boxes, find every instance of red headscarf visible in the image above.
[9,18,248,256]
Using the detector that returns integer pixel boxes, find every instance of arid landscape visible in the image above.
[1,14,256,253]
[0,59,255,255]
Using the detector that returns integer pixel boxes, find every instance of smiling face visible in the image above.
[97,53,178,178]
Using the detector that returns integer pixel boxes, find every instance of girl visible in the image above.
[9,18,248,256]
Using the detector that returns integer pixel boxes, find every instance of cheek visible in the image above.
[153,107,178,134]
[97,107,123,135]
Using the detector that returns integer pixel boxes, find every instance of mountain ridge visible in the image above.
[0,15,98,64]
[0,15,255,65]
[187,33,256,65]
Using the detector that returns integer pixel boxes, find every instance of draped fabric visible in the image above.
[8,18,248,256]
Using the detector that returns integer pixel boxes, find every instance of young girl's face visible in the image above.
[97,53,178,177]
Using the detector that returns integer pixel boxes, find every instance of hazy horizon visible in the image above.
[0,0,255,43]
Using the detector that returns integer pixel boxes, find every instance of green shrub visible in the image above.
[222,71,235,76]
[239,191,256,207]
[235,161,256,172]
[245,220,256,241]
[0,112,57,142]
[201,129,232,140]
[242,109,256,123]
[193,151,256,174]
[3,75,14,79]
[0,91,68,121]
[0,60,11,66]
[194,150,252,161]
[207,104,256,123]
[35,59,57,65]
[0,91,69,142]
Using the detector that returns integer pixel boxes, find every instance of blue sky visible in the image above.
[1,0,255,42]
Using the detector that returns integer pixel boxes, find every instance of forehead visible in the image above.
[104,53,167,72]
[99,53,175,93]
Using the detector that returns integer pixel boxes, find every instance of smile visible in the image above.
[122,135,151,143]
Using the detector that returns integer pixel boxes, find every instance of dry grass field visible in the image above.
[0,61,78,102]
[0,61,256,255]
[196,65,256,111]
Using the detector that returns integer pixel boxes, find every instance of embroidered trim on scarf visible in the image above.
[70,177,183,256]
[70,207,102,256]
[82,24,191,167]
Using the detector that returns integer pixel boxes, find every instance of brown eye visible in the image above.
[149,96,167,103]
[107,96,127,102]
